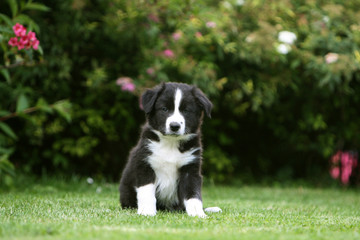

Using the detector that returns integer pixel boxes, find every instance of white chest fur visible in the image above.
[146,134,199,207]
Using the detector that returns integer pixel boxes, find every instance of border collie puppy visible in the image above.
[119,82,220,217]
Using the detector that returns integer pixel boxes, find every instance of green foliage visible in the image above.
[203,145,234,183]
[101,0,360,181]
[0,0,69,187]
[1,0,360,184]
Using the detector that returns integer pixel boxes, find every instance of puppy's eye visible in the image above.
[161,107,168,112]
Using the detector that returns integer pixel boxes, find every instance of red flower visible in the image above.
[8,23,40,51]
[20,36,29,46]
[330,151,359,185]
[8,37,18,47]
[13,23,26,37]
[27,31,37,41]
[32,40,40,50]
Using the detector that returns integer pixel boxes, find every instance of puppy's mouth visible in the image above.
[165,131,183,136]
[152,129,196,141]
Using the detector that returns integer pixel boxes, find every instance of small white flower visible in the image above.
[222,1,232,10]
[236,0,245,6]
[87,177,94,184]
[323,16,330,23]
[277,43,291,55]
[278,31,297,44]
[325,53,339,64]
[96,187,102,194]
[245,34,254,43]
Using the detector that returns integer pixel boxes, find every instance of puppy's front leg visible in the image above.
[136,183,157,216]
[184,198,206,218]
[179,164,207,218]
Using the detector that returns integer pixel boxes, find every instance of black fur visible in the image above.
[119,82,212,213]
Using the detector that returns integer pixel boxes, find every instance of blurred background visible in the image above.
[1,0,360,187]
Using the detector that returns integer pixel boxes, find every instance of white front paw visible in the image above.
[137,206,157,216]
[184,198,207,218]
[136,184,157,217]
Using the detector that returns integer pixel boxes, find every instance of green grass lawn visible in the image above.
[0,178,359,240]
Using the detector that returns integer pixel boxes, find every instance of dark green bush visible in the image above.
[1,0,360,185]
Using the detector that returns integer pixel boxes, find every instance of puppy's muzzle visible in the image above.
[169,122,181,132]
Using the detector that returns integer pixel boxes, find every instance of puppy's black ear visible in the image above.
[141,83,165,114]
[192,87,213,118]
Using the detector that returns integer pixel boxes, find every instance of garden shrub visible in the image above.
[1,0,360,185]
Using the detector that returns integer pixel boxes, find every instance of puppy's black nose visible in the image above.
[170,122,181,132]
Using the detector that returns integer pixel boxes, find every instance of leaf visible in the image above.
[0,147,14,155]
[23,3,51,12]
[13,14,40,33]
[37,45,44,55]
[0,154,15,177]
[0,25,13,35]
[0,13,13,27]
[16,94,29,113]
[53,100,72,123]
[0,110,11,117]
[7,0,18,18]
[0,122,18,140]
[36,98,53,113]
[0,69,11,84]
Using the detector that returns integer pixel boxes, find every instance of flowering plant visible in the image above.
[330,151,359,185]
[101,0,360,183]
[0,1,53,188]
[8,23,40,50]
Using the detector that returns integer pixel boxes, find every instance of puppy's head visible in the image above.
[141,82,212,136]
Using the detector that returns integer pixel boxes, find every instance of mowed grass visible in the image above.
[0,178,359,240]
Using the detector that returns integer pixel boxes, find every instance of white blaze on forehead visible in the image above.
[174,88,182,111]
[166,88,185,135]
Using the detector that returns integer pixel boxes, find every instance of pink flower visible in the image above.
[195,32,203,38]
[163,49,174,58]
[116,77,131,86]
[20,36,29,46]
[325,53,339,64]
[8,23,40,51]
[172,32,182,41]
[329,151,359,185]
[331,151,341,164]
[116,77,135,93]
[330,167,340,179]
[32,40,40,50]
[146,68,155,76]
[27,31,36,41]
[17,42,25,50]
[148,13,159,23]
[121,82,135,92]
[13,23,26,37]
[340,152,357,185]
[8,37,18,46]
[206,21,216,28]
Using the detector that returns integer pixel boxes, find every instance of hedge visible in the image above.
[1,0,360,186]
